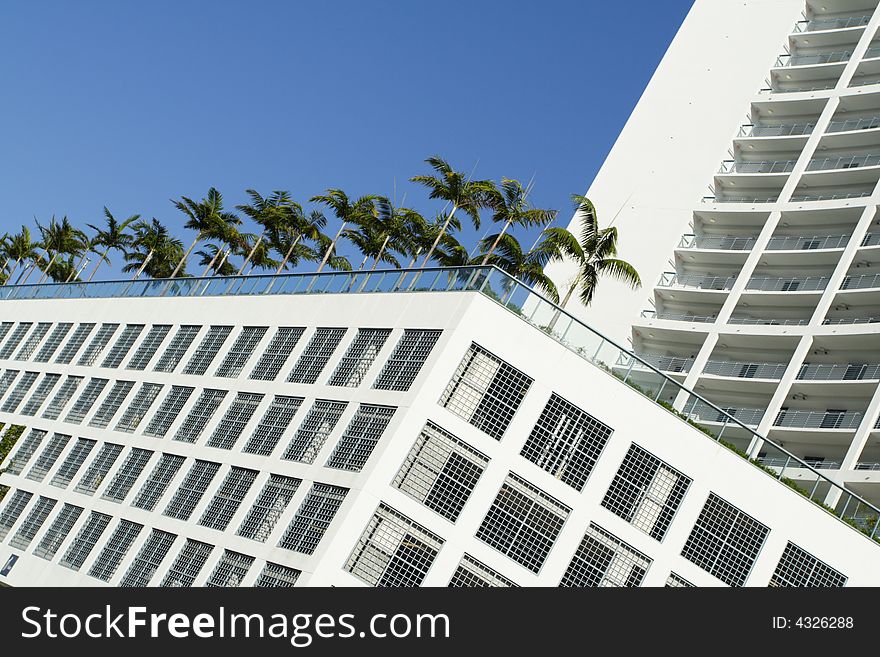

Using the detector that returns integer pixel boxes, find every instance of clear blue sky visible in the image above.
[0,0,693,275]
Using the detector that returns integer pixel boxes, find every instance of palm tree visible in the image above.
[480,178,557,265]
[481,232,561,302]
[169,187,241,279]
[410,156,495,265]
[310,190,377,272]
[122,219,185,280]
[196,244,236,276]
[85,207,138,282]
[271,209,327,274]
[36,216,87,283]
[2,226,42,285]
[235,189,298,275]
[368,198,427,270]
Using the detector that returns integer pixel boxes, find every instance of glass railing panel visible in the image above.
[827,115,880,133]
[841,273,880,290]
[794,15,871,32]
[777,51,852,67]
[807,154,880,171]
[745,276,829,291]
[739,122,815,137]
[766,234,849,250]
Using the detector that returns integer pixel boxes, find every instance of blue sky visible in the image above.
[0,1,693,276]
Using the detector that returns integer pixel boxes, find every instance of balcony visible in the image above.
[737,122,815,137]
[719,159,796,174]
[857,462,880,470]
[797,362,880,380]
[793,15,872,32]
[841,272,880,290]
[683,400,766,427]
[866,45,880,60]
[806,153,880,171]
[862,233,880,247]
[823,315,880,324]
[745,275,829,292]
[761,81,837,94]
[702,194,779,204]
[640,309,717,323]
[658,272,736,290]
[702,360,788,380]
[774,409,863,429]
[759,456,842,470]
[616,353,695,374]
[776,50,853,67]
[766,234,850,250]
[827,115,880,133]
[678,234,757,250]
[789,190,872,201]
[728,316,811,325]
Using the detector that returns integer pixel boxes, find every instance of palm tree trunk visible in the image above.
[66,252,89,283]
[201,248,221,277]
[274,234,303,274]
[86,247,111,282]
[37,252,58,284]
[20,260,40,285]
[215,250,231,275]
[131,251,154,281]
[547,281,578,330]
[237,232,264,276]
[371,235,391,271]
[3,258,21,286]
[169,234,201,279]
[480,219,513,266]
[420,204,458,267]
[316,222,346,274]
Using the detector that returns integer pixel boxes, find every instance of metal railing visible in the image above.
[827,115,880,133]
[774,409,863,429]
[702,360,788,380]
[807,153,880,171]
[797,362,880,381]
[841,273,880,290]
[759,457,842,470]
[617,353,695,374]
[775,51,852,67]
[789,191,873,202]
[728,316,811,325]
[719,159,796,174]
[681,400,766,427]
[3,265,879,542]
[766,234,849,250]
[738,122,815,137]
[702,194,779,204]
[865,45,880,60]
[794,15,871,32]
[640,309,717,323]
[850,76,880,87]
[678,234,757,250]
[823,316,880,324]
[658,272,736,290]
[856,462,880,470]
[760,81,837,93]
[745,275,829,291]
[862,233,880,247]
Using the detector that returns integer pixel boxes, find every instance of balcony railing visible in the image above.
[719,159,796,174]
[658,272,736,290]
[774,409,863,429]
[702,194,779,204]
[728,316,811,325]
[766,234,849,250]
[865,45,880,60]
[841,273,880,290]
[793,15,871,32]
[702,360,788,380]
[789,191,873,202]
[640,309,717,323]
[745,275,829,292]
[862,233,880,247]
[759,457,842,470]
[823,316,880,324]
[678,234,757,250]
[760,81,837,94]
[776,50,852,67]
[827,115,880,133]
[682,400,766,427]
[617,353,695,374]
[737,122,815,137]
[807,153,880,171]
[856,462,880,470]
[797,362,880,381]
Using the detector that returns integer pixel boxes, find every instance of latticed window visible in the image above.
[34,322,73,362]
[254,562,301,587]
[2,371,39,412]
[237,474,301,542]
[41,375,84,420]
[373,329,442,391]
[205,550,254,587]
[602,443,691,541]
[279,483,348,554]
[666,572,694,587]
[448,554,517,587]
[173,389,227,443]
[199,466,259,531]
[0,322,34,359]
[249,327,304,381]
[54,323,95,364]
[119,529,177,587]
[560,523,652,587]
[769,542,847,587]
[88,519,143,582]
[393,421,488,521]
[9,495,57,550]
[26,433,71,482]
[114,383,164,433]
[126,324,171,370]
[88,380,135,428]
[15,322,51,360]
[346,503,443,587]
[4,428,47,475]
[0,490,33,541]
[440,343,533,440]
[64,377,109,424]
[521,393,613,490]
[101,324,145,368]
[77,323,120,366]
[243,395,303,456]
[59,511,112,571]
[681,493,769,587]
[163,459,221,520]
[153,325,201,372]
[20,373,61,416]
[132,453,186,511]
[102,448,154,502]
[206,392,264,450]
[143,385,195,437]
[33,503,84,560]
[74,442,124,496]
[161,539,214,587]
[287,327,346,384]
[49,438,97,489]
[214,326,268,377]
[328,328,392,387]
[325,404,396,471]
[0,369,20,398]
[0,322,14,347]
[476,473,570,573]
[282,399,347,464]
[182,325,233,375]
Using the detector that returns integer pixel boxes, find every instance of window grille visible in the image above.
[173,389,227,443]
[205,550,254,587]
[0,322,33,359]
[214,326,268,377]
[143,385,195,437]
[237,474,301,542]
[153,325,201,372]
[119,529,177,587]
[282,399,347,464]
[20,373,61,415]
[287,327,346,384]
[162,459,221,520]
[0,369,20,398]
[114,383,164,433]
[248,327,305,381]
[41,375,84,420]
[132,453,186,511]
[64,377,109,424]
[182,325,233,375]
[14,322,51,360]
[102,448,154,502]
[25,433,71,482]
[279,483,348,554]
[254,562,301,587]
[206,392,264,450]
[373,329,441,391]
[54,323,95,364]
[0,490,33,541]
[100,324,145,368]
[4,428,47,475]
[769,542,847,587]
[242,395,303,456]
[448,554,517,587]
[33,503,84,560]
[49,438,96,489]
[199,466,259,531]
[74,442,124,496]
[666,572,694,587]
[1,371,39,412]
[325,404,396,471]
[77,323,120,366]
[160,539,214,587]
[328,328,392,387]
[560,523,652,587]
[59,511,112,571]
[88,519,143,582]
[88,380,135,428]
[9,495,57,550]
[125,324,171,370]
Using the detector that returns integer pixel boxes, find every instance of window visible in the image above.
[602,443,691,541]
[681,493,769,587]
[101,324,145,368]
[10,496,57,550]
[254,562,301,588]
[282,399,347,464]
[215,326,268,377]
[161,539,214,587]
[102,448,154,502]
[115,383,163,433]
[74,442,124,496]
[237,474,301,542]
[126,325,171,370]
[666,572,694,587]
[26,433,71,482]
[243,395,303,456]
[199,467,258,531]
[88,380,135,428]
[60,511,112,571]
[249,327,304,381]
[132,453,186,511]
[279,483,348,554]
[163,460,221,520]
[325,404,396,471]
[119,529,177,587]
[182,325,233,375]
[54,323,95,364]
[0,322,33,359]
[77,323,120,366]
[4,428,47,475]
[287,327,346,384]
[440,343,533,440]
[173,389,227,443]
[449,554,517,587]
[206,392,264,450]
[143,385,195,437]
[560,523,652,587]
[393,421,488,521]
[33,503,84,560]
[0,321,13,346]
[88,519,143,582]
[346,503,443,587]
[15,322,51,360]
[373,329,441,391]
[0,490,33,541]
[50,438,97,489]
[20,373,61,416]
[153,325,201,372]
[476,473,570,573]
[34,322,71,363]
[64,377,109,424]
[328,328,392,387]
[521,393,613,490]
[0,369,20,398]
[206,550,254,587]
[769,542,846,587]
[41,375,84,420]
[1,371,39,412]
